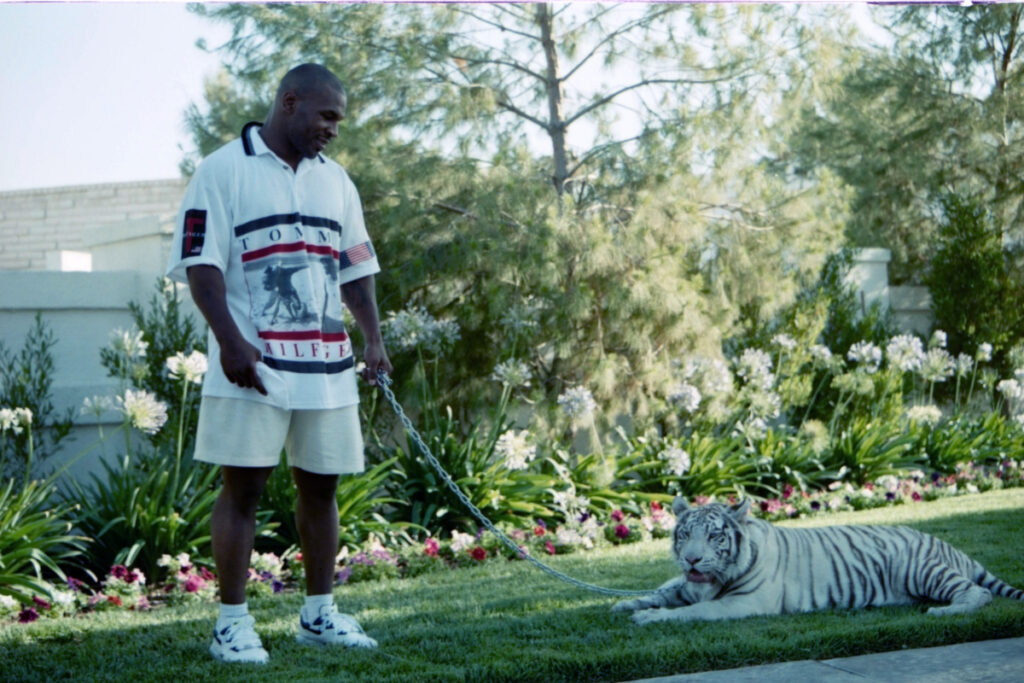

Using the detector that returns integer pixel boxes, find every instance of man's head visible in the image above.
[268,64,348,163]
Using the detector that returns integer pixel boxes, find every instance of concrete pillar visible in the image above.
[844,247,892,316]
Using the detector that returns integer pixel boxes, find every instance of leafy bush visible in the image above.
[927,194,1024,369]
[0,315,74,479]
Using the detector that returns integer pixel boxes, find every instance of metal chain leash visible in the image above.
[375,370,652,598]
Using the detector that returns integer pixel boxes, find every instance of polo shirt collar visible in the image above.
[241,121,326,166]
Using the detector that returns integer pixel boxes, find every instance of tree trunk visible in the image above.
[536,3,570,197]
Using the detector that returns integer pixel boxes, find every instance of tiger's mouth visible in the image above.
[687,569,714,584]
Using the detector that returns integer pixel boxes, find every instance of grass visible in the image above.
[3,488,1023,683]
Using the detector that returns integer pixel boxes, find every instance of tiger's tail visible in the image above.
[978,572,1024,600]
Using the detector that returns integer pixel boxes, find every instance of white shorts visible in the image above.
[193,397,365,475]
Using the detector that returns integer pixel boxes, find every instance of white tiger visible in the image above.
[613,497,1024,624]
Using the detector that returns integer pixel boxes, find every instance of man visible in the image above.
[167,63,392,664]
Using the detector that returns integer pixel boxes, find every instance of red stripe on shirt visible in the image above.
[258,330,349,342]
[242,242,341,263]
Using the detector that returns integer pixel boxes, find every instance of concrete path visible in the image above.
[626,637,1024,682]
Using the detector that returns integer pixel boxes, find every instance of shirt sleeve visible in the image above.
[166,157,233,284]
[336,170,381,285]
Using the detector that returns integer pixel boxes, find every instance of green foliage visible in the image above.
[0,314,74,479]
[258,455,409,554]
[0,475,86,604]
[99,279,206,453]
[61,449,241,582]
[823,418,924,486]
[926,194,1024,366]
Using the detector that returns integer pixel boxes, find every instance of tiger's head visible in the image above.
[670,497,751,585]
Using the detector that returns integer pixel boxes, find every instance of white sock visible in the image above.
[303,593,333,617]
[218,602,249,625]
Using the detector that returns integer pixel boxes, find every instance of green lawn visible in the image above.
[3,488,1023,683]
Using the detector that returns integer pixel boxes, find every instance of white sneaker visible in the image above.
[209,614,270,664]
[297,604,378,649]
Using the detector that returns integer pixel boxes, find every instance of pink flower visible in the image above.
[533,526,546,537]
[911,491,922,502]
[18,607,39,623]
[651,500,662,512]
[611,510,625,522]
[782,484,795,500]
[614,524,630,539]
[110,565,128,580]
[133,595,151,611]
[544,541,556,555]
[470,546,488,562]
[32,595,50,610]
[125,570,140,584]
[184,574,206,593]
[424,538,439,557]
[200,567,216,581]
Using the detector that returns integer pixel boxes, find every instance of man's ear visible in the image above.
[281,91,299,115]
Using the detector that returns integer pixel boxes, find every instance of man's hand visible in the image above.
[360,340,392,386]
[220,335,268,395]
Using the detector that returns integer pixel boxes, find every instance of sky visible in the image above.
[0,1,231,192]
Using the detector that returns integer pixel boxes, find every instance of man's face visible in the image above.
[285,87,347,160]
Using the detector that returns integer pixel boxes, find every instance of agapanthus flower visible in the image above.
[954,353,974,377]
[905,404,943,426]
[770,333,797,351]
[977,343,993,362]
[166,350,208,384]
[381,305,460,355]
[930,330,948,349]
[116,389,168,435]
[0,407,32,435]
[746,389,782,420]
[494,429,537,471]
[847,341,882,373]
[667,382,701,413]
[886,334,924,372]
[81,395,115,418]
[490,359,532,389]
[997,379,1024,402]
[557,386,597,419]
[918,348,955,383]
[110,328,148,360]
[735,349,774,389]
[809,344,833,364]
[660,447,692,476]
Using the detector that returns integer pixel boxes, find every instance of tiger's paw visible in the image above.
[611,599,641,613]
[631,609,667,625]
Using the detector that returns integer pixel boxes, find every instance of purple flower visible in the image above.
[272,580,284,594]
[67,577,87,592]
[18,607,39,623]
[810,501,821,511]
[614,524,631,539]
[885,492,896,501]
[336,567,352,584]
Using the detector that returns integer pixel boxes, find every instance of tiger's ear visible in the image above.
[729,499,752,519]
[671,496,690,516]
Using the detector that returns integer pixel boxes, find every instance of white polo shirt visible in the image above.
[167,122,380,410]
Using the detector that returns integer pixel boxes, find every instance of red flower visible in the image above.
[545,540,556,555]
[470,546,487,562]
[651,500,662,512]
[911,492,922,502]
[863,482,874,491]
[611,510,625,522]
[614,524,630,539]
[294,552,303,563]
[32,595,51,610]
[125,570,140,584]
[533,526,546,536]
[18,607,39,623]
[200,567,216,581]
[110,565,128,579]
[782,484,794,500]
[184,574,206,593]
[107,595,123,607]
[424,538,439,557]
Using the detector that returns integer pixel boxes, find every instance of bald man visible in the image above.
[167,63,391,664]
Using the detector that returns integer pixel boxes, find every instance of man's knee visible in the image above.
[292,467,339,505]
[219,466,274,513]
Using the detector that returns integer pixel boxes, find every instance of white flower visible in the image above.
[885,334,925,372]
[660,447,691,476]
[81,395,115,418]
[498,296,543,333]
[552,488,590,515]
[734,417,768,441]
[110,328,148,360]
[0,594,19,613]
[0,407,32,435]
[381,305,460,355]
[495,429,536,471]
[955,353,974,377]
[166,350,208,384]
[905,404,943,426]
[668,382,701,413]
[770,333,797,351]
[997,379,1024,402]
[847,341,882,373]
[735,349,774,389]
[449,530,475,553]
[746,389,782,420]
[919,348,955,383]
[930,330,948,349]
[117,389,168,435]
[809,344,833,363]
[694,358,733,397]
[490,359,532,389]
[977,343,993,362]
[876,475,900,493]
[557,386,597,419]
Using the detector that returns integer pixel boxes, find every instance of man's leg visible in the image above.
[211,465,275,604]
[292,466,339,594]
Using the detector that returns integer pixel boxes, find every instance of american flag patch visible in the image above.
[341,241,374,267]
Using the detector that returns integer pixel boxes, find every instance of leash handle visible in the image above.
[373,369,651,598]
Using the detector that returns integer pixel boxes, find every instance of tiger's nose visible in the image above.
[685,554,702,566]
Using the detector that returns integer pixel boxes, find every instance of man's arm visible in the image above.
[340,275,392,386]
[187,264,267,395]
